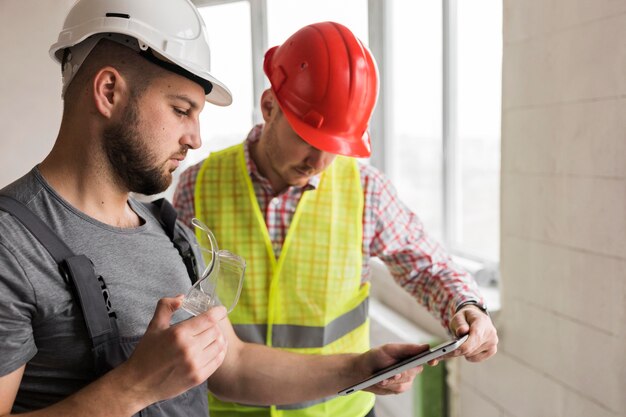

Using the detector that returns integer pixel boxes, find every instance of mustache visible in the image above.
[295,165,316,175]
[170,146,189,161]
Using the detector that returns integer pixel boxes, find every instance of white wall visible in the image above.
[0,0,75,188]
[456,1,626,416]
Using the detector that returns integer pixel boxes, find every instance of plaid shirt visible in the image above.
[173,125,483,329]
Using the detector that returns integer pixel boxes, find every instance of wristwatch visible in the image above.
[456,300,490,316]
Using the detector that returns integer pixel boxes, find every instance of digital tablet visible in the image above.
[337,334,469,396]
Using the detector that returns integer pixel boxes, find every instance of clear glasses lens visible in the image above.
[182,218,245,316]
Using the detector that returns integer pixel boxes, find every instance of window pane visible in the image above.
[388,2,444,240]
[267,0,368,48]
[162,2,253,201]
[455,0,502,261]
[193,1,254,166]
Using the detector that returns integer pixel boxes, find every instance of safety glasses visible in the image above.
[181,218,245,316]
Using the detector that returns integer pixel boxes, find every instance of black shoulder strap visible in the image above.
[0,195,114,341]
[0,195,74,262]
[146,198,198,284]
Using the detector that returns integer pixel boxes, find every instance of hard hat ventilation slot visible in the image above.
[105,13,130,19]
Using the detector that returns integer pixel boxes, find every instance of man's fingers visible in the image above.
[147,296,185,331]
[453,322,470,338]
[450,309,471,337]
[371,366,422,395]
[465,344,498,362]
[181,306,228,336]
[383,343,430,359]
[199,330,228,368]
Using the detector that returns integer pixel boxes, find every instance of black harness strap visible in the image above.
[0,195,114,341]
[0,196,198,341]
[0,196,73,263]
[147,198,198,284]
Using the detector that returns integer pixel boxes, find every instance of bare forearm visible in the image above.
[207,342,358,405]
[207,314,428,405]
[2,363,150,417]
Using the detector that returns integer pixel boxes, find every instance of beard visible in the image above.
[102,98,172,195]
[264,120,316,187]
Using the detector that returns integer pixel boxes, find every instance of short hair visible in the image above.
[63,39,161,107]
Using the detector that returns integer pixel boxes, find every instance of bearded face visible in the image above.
[102,93,184,195]
[259,112,336,190]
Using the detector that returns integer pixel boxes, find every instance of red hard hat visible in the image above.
[263,22,379,158]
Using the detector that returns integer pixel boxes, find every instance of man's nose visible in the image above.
[306,148,327,170]
[182,121,202,150]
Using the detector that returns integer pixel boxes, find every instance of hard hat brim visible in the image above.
[279,102,372,158]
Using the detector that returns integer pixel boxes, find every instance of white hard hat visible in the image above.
[49,0,232,106]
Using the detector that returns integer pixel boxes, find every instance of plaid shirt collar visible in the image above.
[243,124,321,195]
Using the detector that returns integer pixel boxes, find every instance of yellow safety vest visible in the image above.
[195,144,374,417]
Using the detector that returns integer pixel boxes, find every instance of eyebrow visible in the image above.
[167,94,200,111]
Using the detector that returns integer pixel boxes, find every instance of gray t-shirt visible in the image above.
[0,167,197,411]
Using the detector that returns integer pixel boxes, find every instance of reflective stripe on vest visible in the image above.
[196,143,374,417]
[225,395,335,411]
[234,297,369,347]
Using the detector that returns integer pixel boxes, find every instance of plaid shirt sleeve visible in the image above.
[360,163,484,330]
[172,162,203,229]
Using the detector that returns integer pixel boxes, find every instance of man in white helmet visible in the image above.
[0,1,428,416]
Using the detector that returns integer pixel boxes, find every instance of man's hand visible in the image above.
[117,296,228,406]
[0,297,229,417]
[359,343,430,395]
[448,305,498,362]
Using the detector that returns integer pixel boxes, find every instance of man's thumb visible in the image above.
[147,295,184,330]
[451,314,470,337]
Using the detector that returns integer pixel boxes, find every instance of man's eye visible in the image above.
[174,107,189,116]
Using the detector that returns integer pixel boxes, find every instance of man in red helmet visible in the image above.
[174,21,498,417]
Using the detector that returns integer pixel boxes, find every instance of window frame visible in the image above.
[193,0,501,288]
[369,0,501,279]
[194,0,268,126]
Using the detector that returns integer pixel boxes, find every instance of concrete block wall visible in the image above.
[455,1,626,416]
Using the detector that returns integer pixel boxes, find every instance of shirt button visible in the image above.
[271,198,280,206]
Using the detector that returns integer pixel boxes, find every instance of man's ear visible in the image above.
[260,89,278,122]
[92,67,127,119]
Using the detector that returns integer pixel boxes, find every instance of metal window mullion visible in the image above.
[367,0,391,174]
[193,0,266,125]
[442,0,458,248]
[249,0,268,124]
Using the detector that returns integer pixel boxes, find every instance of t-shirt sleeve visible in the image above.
[0,241,38,376]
